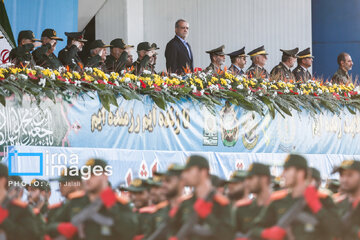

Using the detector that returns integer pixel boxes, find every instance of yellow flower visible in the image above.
[73,72,81,80]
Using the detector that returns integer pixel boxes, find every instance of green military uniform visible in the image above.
[58,31,87,71]
[332,160,360,240]
[233,163,271,236]
[270,48,298,81]
[132,42,155,75]
[331,68,351,85]
[292,48,313,82]
[9,30,39,67]
[47,159,137,240]
[246,45,270,78]
[32,29,63,69]
[105,38,133,73]
[249,154,342,240]
[168,155,234,240]
[85,40,112,70]
[205,45,225,73]
[0,164,41,240]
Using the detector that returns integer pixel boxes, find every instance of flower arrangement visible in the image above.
[0,64,359,118]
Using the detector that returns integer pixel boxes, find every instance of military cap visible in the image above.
[326,179,340,193]
[89,40,112,50]
[184,155,209,170]
[18,30,40,42]
[120,178,149,192]
[41,29,63,41]
[26,179,50,192]
[247,163,271,177]
[296,47,314,59]
[280,47,299,57]
[211,174,226,188]
[0,164,8,178]
[332,160,360,174]
[110,38,134,49]
[84,158,108,173]
[310,167,321,181]
[49,167,82,183]
[227,47,247,58]
[154,163,184,177]
[137,41,154,51]
[206,45,225,55]
[151,43,160,50]
[226,170,248,183]
[8,175,23,184]
[248,45,268,57]
[146,176,162,187]
[283,154,308,170]
[64,31,87,42]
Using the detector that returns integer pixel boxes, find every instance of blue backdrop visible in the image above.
[4,0,78,55]
[312,0,360,81]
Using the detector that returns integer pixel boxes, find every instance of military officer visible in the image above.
[32,28,63,69]
[26,179,51,215]
[147,176,166,205]
[132,41,156,75]
[227,47,247,75]
[332,160,360,240]
[331,52,353,85]
[292,47,313,82]
[270,48,298,81]
[169,155,234,240]
[246,45,270,78]
[248,154,342,240]
[205,45,226,73]
[233,163,272,236]
[47,158,137,240]
[85,40,112,70]
[0,164,41,240]
[58,31,87,71]
[9,30,41,67]
[105,38,133,73]
[225,170,249,202]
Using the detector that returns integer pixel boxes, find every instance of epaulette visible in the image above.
[213,193,230,206]
[155,201,168,211]
[178,194,193,203]
[270,189,288,201]
[139,205,157,214]
[116,195,129,205]
[48,202,63,210]
[11,199,28,208]
[333,193,346,204]
[235,198,253,207]
[68,190,86,200]
[318,188,331,199]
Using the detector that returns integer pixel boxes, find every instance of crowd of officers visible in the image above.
[5,27,353,85]
[0,153,359,240]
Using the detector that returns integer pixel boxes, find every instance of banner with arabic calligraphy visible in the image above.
[1,94,360,155]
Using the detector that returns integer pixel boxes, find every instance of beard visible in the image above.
[228,189,245,201]
[165,188,178,199]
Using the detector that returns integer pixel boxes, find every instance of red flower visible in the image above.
[192,91,202,96]
[277,91,283,95]
[289,90,299,95]
[28,73,37,80]
[313,92,318,97]
[139,80,147,89]
[194,67,202,73]
[204,92,210,95]
[344,92,348,97]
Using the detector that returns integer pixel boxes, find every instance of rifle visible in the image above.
[175,190,215,240]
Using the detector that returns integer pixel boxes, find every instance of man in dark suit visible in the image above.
[165,19,193,74]
[227,47,247,75]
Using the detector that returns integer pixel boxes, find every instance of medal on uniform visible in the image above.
[101,225,111,236]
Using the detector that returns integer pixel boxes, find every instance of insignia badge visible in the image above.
[341,160,354,167]
[220,101,239,147]
[85,158,95,166]
[131,179,142,187]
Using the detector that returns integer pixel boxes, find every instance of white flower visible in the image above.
[58,66,66,73]
[65,79,70,84]
[227,84,232,89]
[170,73,178,78]
[136,81,141,87]
[121,70,126,75]
[18,74,28,80]
[143,70,151,75]
[248,90,251,95]
[237,84,244,90]
[38,78,46,87]
[9,75,15,81]
[317,89,323,94]
[105,74,110,79]
[114,81,119,87]
[173,92,179,95]
[246,96,253,101]
[200,89,205,95]
[163,84,168,89]
[103,80,108,84]
[258,92,263,96]
[34,66,44,71]
[94,80,98,84]
[74,80,81,87]
[50,73,56,80]
[284,88,290,94]
[273,91,278,97]
[124,78,131,83]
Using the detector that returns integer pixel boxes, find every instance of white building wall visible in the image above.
[96,0,312,73]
